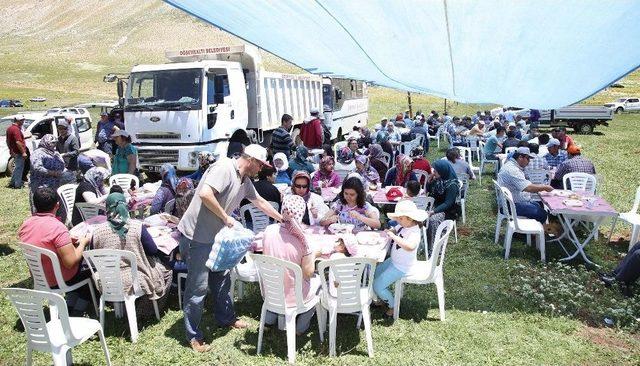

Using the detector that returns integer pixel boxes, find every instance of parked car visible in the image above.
[45,107,89,116]
[0,112,94,175]
[30,97,47,102]
[0,100,11,108]
[604,97,640,113]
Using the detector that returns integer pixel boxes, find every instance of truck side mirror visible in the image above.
[117,80,124,98]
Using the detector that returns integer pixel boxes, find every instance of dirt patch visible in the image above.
[578,326,638,353]
[457,226,474,236]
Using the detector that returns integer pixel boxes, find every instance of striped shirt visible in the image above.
[544,150,568,168]
[498,159,532,203]
[270,127,294,156]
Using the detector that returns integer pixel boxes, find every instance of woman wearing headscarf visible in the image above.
[367,143,389,181]
[92,192,173,318]
[260,195,320,335]
[383,154,418,187]
[186,151,214,184]
[71,167,110,226]
[288,146,315,175]
[311,156,341,189]
[29,135,67,213]
[335,146,356,171]
[272,152,292,185]
[288,170,329,225]
[375,130,394,156]
[150,163,178,215]
[172,177,195,219]
[354,155,380,187]
[425,160,460,246]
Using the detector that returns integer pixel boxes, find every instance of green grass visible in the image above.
[1,104,640,365]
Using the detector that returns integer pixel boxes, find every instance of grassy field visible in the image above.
[1,1,640,364]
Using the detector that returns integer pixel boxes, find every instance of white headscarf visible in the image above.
[273,152,289,172]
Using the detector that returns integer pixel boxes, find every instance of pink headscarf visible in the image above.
[281,195,309,250]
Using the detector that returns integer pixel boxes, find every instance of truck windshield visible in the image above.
[125,69,202,111]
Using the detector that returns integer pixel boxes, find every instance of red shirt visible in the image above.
[561,135,575,149]
[300,119,323,149]
[6,123,25,155]
[18,213,77,287]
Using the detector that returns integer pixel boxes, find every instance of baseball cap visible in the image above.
[516,147,536,158]
[546,138,561,148]
[56,120,70,129]
[14,114,25,121]
[244,144,271,167]
[100,111,109,116]
[310,107,320,114]
[111,129,130,138]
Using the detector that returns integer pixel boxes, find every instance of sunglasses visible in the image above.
[293,184,308,189]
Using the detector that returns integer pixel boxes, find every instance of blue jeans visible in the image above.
[10,154,25,188]
[179,236,236,342]
[373,258,406,307]
[515,201,547,224]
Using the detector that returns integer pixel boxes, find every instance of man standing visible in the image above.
[94,112,116,155]
[299,108,323,149]
[6,114,27,189]
[177,144,282,352]
[498,147,554,223]
[544,138,568,168]
[551,145,596,188]
[56,118,80,172]
[271,114,295,157]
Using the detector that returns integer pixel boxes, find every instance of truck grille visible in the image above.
[138,149,179,166]
[136,132,181,140]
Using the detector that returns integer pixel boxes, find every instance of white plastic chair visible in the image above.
[499,187,546,262]
[83,249,160,343]
[380,152,391,167]
[562,172,597,194]
[333,141,347,163]
[413,196,435,211]
[109,174,139,191]
[526,169,551,185]
[177,272,187,309]
[492,180,509,245]
[3,288,111,366]
[57,184,77,227]
[457,176,469,224]
[230,254,259,300]
[335,169,351,181]
[74,202,102,222]
[163,199,175,214]
[239,201,279,234]
[608,186,640,251]
[413,169,429,190]
[478,141,499,184]
[18,243,98,316]
[251,254,324,364]
[393,220,454,321]
[466,136,481,161]
[434,125,444,149]
[317,257,377,357]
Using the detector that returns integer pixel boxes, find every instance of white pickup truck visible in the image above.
[493,105,612,134]
[118,45,368,173]
[603,97,640,113]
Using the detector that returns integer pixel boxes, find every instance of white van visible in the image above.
[0,112,94,174]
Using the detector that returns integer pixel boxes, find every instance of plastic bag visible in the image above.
[205,221,255,272]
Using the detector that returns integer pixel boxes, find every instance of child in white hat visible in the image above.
[373,200,428,318]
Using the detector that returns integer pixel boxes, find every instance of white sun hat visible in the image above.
[387,200,429,222]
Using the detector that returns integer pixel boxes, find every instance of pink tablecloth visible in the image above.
[251,226,390,262]
[539,191,617,217]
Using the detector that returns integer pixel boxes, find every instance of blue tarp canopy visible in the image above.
[163,0,640,109]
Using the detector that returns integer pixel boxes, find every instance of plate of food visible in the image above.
[328,223,355,234]
[356,231,386,246]
[147,226,173,238]
[563,199,584,207]
[553,190,573,197]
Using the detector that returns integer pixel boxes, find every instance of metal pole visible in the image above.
[444,98,447,114]
[407,91,413,118]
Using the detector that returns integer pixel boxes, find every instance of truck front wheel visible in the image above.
[616,107,624,114]
[574,123,594,134]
